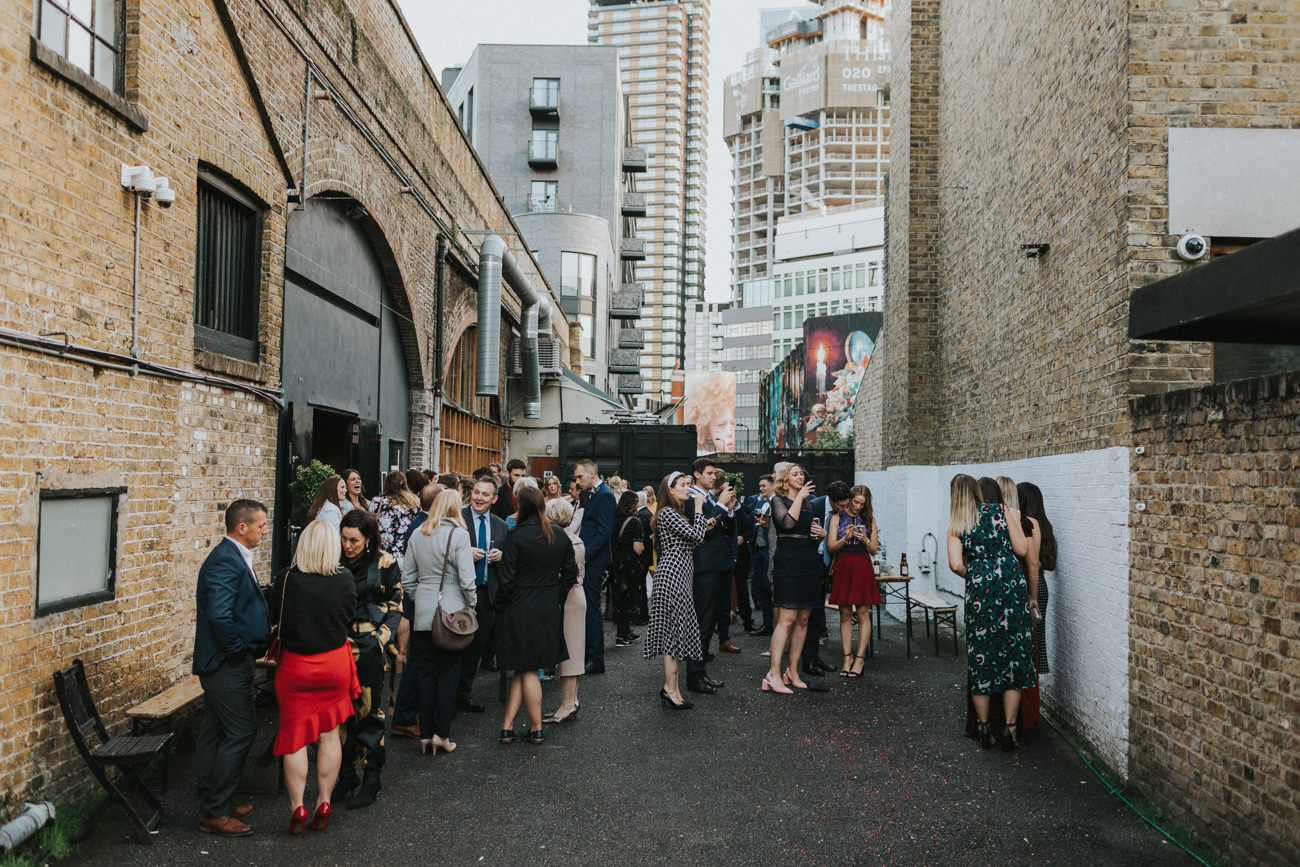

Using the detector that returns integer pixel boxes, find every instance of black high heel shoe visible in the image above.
[659,688,694,710]
[977,720,993,749]
[1002,722,1019,752]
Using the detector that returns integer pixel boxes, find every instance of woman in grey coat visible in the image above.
[401,489,477,755]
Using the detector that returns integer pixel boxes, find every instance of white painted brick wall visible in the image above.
[857,446,1130,775]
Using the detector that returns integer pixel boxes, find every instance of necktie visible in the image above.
[476,515,488,585]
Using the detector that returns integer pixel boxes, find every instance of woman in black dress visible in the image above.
[496,487,579,745]
[763,462,822,694]
[609,491,648,647]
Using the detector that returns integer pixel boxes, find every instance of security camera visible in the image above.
[1176,234,1207,262]
[154,177,175,208]
[120,164,155,197]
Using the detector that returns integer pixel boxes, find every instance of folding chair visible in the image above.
[53,659,171,844]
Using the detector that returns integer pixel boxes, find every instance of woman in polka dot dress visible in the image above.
[643,471,708,710]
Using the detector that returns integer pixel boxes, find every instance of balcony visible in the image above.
[529,86,560,117]
[622,146,647,173]
[610,284,644,318]
[621,192,647,217]
[617,328,645,349]
[617,373,644,395]
[609,348,640,374]
[528,138,558,168]
[620,238,646,261]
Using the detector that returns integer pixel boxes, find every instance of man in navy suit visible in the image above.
[686,457,738,694]
[193,499,270,838]
[746,474,776,635]
[457,477,509,711]
[575,459,617,673]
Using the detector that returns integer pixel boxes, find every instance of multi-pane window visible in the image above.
[530,129,558,160]
[530,181,557,212]
[37,0,121,92]
[195,172,263,361]
[531,77,559,110]
[37,487,123,615]
[560,252,596,298]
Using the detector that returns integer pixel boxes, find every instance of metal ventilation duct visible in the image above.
[474,233,545,418]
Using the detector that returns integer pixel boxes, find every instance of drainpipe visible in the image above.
[475,234,543,419]
[431,234,446,472]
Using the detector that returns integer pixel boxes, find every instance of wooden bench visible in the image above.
[55,660,170,845]
[907,591,959,657]
[127,675,204,792]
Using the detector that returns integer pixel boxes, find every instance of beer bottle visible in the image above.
[899,553,909,577]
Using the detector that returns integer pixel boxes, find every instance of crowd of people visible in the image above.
[191,458,1056,838]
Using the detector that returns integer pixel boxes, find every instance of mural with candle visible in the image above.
[801,312,883,447]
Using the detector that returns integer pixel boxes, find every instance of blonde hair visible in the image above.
[772,462,800,498]
[513,475,539,501]
[642,485,656,505]
[294,520,341,575]
[545,498,574,527]
[421,489,467,535]
[947,474,981,538]
[997,476,1019,511]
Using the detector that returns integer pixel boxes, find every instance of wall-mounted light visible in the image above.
[1019,243,1050,259]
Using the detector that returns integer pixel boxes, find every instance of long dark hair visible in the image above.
[382,470,420,510]
[849,484,873,530]
[343,468,368,508]
[1017,482,1057,571]
[516,486,553,543]
[306,475,343,522]
[977,477,1002,505]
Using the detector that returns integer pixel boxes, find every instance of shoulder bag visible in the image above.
[429,527,478,651]
[263,572,289,666]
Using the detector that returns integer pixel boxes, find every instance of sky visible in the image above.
[397,0,785,303]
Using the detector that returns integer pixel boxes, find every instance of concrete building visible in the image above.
[770,205,884,361]
[724,0,890,306]
[683,300,727,373]
[861,3,1300,864]
[717,304,773,452]
[0,0,570,805]
[444,44,642,397]
[589,0,711,409]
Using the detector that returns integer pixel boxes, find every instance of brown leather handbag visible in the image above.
[429,528,478,651]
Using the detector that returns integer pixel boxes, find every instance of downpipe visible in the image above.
[0,802,56,858]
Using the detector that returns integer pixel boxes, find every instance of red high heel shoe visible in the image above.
[287,805,308,837]
[309,802,331,832]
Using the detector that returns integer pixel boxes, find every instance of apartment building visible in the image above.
[589,0,710,409]
[724,0,890,306]
[444,45,643,396]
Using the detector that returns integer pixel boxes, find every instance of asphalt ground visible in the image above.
[67,617,1195,866]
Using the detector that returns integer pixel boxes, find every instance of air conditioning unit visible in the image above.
[510,337,565,377]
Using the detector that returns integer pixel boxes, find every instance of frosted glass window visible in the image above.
[37,489,122,614]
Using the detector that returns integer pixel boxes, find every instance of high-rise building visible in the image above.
[589,0,711,410]
[444,45,643,397]
[724,0,890,306]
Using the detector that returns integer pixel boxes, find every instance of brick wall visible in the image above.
[1129,373,1300,866]
[0,0,288,800]
[853,337,885,472]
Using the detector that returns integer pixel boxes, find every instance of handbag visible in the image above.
[263,572,289,665]
[429,528,478,652]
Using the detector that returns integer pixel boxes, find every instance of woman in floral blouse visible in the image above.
[368,470,420,565]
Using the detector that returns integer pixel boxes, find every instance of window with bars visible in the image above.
[37,0,121,93]
[194,172,263,361]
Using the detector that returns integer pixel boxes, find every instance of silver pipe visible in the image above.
[130,193,140,359]
[0,802,55,857]
[297,66,311,211]
[474,234,505,397]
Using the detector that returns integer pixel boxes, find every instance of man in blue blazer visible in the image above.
[686,457,738,694]
[193,499,270,838]
[457,477,510,711]
[575,459,617,673]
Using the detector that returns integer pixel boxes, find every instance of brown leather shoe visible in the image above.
[390,723,420,739]
[199,815,253,837]
[231,804,254,819]
[720,640,742,653]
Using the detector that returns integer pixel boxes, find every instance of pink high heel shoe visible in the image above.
[761,672,793,694]
[782,668,808,690]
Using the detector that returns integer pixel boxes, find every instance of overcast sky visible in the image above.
[398,0,785,303]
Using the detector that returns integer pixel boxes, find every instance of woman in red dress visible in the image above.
[270,520,360,835]
[827,485,880,678]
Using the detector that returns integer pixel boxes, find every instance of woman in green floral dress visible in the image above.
[946,474,1034,750]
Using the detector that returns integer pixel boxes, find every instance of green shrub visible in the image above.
[289,459,337,519]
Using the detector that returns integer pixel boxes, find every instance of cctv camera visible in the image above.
[1176,234,1207,262]
[120,164,155,196]
[153,177,175,208]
